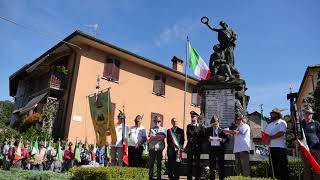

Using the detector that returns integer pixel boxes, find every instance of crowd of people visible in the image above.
[1,107,319,180]
[0,138,117,172]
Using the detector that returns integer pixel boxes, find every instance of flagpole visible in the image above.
[260,104,275,180]
[183,36,189,131]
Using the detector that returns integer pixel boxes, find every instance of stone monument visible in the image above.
[198,17,250,153]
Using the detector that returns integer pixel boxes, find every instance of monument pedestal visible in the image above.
[197,78,248,153]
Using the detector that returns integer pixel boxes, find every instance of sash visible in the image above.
[168,128,181,149]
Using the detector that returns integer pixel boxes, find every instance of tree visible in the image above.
[0,100,14,126]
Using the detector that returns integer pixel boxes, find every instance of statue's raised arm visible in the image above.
[201,17,240,81]
[201,17,220,32]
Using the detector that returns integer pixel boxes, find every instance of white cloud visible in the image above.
[154,18,199,47]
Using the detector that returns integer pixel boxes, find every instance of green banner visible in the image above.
[88,90,116,146]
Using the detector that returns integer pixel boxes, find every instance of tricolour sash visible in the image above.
[168,128,182,162]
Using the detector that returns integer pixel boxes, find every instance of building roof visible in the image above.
[298,64,320,98]
[9,30,199,96]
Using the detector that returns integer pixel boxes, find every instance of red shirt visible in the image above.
[64,148,74,160]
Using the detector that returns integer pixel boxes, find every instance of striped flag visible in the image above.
[122,122,129,166]
[298,130,320,174]
[188,42,210,80]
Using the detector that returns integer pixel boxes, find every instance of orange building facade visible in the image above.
[9,31,200,144]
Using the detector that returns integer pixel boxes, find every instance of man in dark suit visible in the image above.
[186,111,205,180]
[167,118,185,180]
[206,116,229,180]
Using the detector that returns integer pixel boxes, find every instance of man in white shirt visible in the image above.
[264,108,288,180]
[224,115,251,176]
[110,111,128,166]
[128,115,146,167]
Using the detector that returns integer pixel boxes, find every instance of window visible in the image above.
[191,88,201,107]
[150,112,164,128]
[103,57,120,82]
[153,74,166,96]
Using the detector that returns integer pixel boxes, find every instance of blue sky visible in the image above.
[1,0,319,115]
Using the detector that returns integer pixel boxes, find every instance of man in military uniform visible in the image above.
[186,111,205,180]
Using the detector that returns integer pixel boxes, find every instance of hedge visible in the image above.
[224,176,272,180]
[70,166,149,180]
[250,159,303,178]
[0,169,70,180]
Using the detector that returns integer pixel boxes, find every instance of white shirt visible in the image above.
[111,123,124,147]
[233,123,251,153]
[265,119,287,148]
[128,125,146,146]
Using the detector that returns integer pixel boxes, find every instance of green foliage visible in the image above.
[70,167,149,180]
[21,124,52,142]
[0,100,14,126]
[224,176,272,180]
[250,159,303,178]
[0,124,52,144]
[0,169,70,180]
[0,125,19,143]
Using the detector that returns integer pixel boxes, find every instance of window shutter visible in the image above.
[197,93,202,107]
[113,59,120,82]
[153,75,161,95]
[103,58,113,79]
[192,88,197,106]
[192,93,197,106]
[160,76,166,96]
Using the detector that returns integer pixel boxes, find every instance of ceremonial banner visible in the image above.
[88,90,116,146]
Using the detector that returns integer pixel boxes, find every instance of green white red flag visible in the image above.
[188,42,210,80]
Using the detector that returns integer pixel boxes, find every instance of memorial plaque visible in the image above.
[204,89,235,128]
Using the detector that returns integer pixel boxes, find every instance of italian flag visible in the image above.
[260,110,268,144]
[188,42,211,80]
[298,130,320,174]
[122,123,129,166]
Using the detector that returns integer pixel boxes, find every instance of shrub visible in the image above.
[250,159,303,178]
[70,166,149,180]
[0,169,70,180]
[21,124,52,142]
[0,125,20,143]
[224,176,272,180]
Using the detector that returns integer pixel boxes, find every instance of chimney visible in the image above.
[171,56,184,73]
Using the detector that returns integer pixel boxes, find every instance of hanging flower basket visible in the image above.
[23,112,43,124]
[51,65,69,75]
